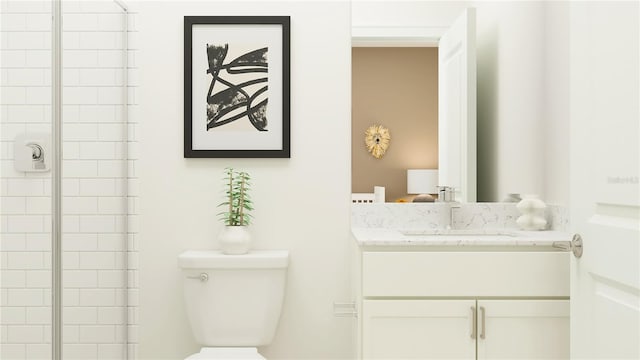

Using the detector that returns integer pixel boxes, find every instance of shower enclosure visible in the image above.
[1,0,137,359]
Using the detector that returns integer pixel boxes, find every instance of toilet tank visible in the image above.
[178,250,289,347]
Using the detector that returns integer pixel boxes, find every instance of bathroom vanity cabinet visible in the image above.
[355,250,570,359]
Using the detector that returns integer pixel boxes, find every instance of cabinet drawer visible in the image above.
[362,251,569,297]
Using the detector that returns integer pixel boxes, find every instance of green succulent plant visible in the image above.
[218,167,253,226]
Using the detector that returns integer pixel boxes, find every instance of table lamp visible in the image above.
[407,169,439,202]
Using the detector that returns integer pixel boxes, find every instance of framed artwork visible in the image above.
[184,16,290,158]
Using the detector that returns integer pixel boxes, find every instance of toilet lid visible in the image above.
[186,347,266,360]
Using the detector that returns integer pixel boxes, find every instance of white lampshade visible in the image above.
[407,169,439,194]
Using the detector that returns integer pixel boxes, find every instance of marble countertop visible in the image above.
[352,227,572,248]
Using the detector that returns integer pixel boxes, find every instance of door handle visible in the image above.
[552,234,583,258]
[572,234,583,258]
[470,306,477,339]
[479,306,486,339]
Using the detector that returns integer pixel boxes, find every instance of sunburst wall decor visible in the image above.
[364,124,391,159]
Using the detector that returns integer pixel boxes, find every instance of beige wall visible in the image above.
[352,47,438,202]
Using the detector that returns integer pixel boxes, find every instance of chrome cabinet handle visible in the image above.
[186,273,208,282]
[479,306,486,339]
[470,306,477,339]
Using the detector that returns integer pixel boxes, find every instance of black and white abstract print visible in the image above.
[205,44,268,132]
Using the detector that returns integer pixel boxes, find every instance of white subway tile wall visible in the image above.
[1,1,138,359]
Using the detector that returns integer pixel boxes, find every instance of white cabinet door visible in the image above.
[362,299,476,359]
[477,300,569,360]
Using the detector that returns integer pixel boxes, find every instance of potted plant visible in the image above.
[217,167,254,254]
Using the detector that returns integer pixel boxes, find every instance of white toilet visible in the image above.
[178,250,289,360]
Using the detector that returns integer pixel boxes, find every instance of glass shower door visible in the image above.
[61,1,131,358]
[1,0,132,359]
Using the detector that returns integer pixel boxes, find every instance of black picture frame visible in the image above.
[184,16,290,158]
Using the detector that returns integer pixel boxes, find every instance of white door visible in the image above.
[438,8,476,202]
[570,2,640,359]
[362,300,475,359]
[476,300,570,360]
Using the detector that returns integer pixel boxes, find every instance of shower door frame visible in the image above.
[49,1,130,359]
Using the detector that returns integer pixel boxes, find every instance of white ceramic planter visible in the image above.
[219,226,251,255]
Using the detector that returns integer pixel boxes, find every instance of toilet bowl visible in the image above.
[178,250,289,360]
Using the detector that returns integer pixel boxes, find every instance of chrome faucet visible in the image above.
[448,203,461,230]
[437,186,456,202]
[437,186,460,229]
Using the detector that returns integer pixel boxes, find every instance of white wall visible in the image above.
[352,0,471,32]
[137,1,353,359]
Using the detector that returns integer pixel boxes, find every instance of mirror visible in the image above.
[351,6,476,202]
[351,47,439,203]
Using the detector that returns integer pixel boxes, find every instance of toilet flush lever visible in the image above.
[187,273,209,282]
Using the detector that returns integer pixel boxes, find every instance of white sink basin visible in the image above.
[401,229,519,237]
